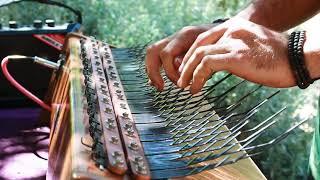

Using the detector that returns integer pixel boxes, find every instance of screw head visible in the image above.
[109,136,119,144]
[129,141,138,150]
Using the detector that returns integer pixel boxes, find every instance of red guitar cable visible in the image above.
[1,55,59,112]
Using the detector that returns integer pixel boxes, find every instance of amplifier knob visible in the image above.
[33,20,42,28]
[45,19,55,27]
[9,21,18,29]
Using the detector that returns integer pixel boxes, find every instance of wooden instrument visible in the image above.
[46,33,306,179]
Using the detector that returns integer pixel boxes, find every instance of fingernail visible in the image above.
[177,78,182,87]
[178,64,184,73]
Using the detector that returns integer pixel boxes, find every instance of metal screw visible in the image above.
[122,112,129,118]
[134,156,143,163]
[107,122,115,129]
[123,122,132,129]
[120,103,126,109]
[113,82,119,87]
[109,136,119,144]
[126,128,135,136]
[102,97,109,103]
[112,151,121,157]
[107,118,114,123]
[129,141,138,151]
[136,164,147,174]
[104,107,112,114]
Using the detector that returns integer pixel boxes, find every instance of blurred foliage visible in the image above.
[0,0,317,179]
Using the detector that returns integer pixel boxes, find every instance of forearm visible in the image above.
[236,0,320,32]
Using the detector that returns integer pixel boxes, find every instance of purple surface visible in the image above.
[0,108,49,180]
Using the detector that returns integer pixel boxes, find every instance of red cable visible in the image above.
[1,56,51,111]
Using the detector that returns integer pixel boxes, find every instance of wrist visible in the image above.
[235,4,271,29]
[304,31,320,80]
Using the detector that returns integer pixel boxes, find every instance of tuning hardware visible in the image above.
[9,21,18,29]
[33,20,42,28]
[45,19,55,27]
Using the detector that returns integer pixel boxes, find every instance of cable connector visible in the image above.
[34,56,60,70]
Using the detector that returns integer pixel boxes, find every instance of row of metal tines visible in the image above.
[111,45,310,178]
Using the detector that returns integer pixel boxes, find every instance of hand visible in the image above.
[177,17,296,94]
[145,24,214,91]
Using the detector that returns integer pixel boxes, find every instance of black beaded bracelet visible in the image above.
[287,31,313,89]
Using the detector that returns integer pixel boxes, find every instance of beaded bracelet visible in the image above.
[287,31,313,89]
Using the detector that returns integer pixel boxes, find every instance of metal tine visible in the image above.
[175,114,284,169]
[170,119,229,146]
[163,111,276,161]
[121,78,148,85]
[155,77,215,98]
[241,106,285,134]
[182,117,309,174]
[175,106,284,157]
[152,82,176,101]
[155,87,216,114]
[172,100,285,148]
[165,97,243,128]
[175,106,285,160]
[170,111,238,138]
[174,106,258,148]
[149,150,248,178]
[164,85,262,127]
[152,84,186,103]
[236,107,287,149]
[169,90,279,134]
[186,152,248,177]
[173,113,252,153]
[153,74,233,110]
[242,117,309,152]
[184,131,242,165]
[156,88,186,110]
[153,84,214,108]
[152,73,232,104]
[162,81,249,121]
[160,80,246,116]
[152,79,217,102]
[153,88,205,108]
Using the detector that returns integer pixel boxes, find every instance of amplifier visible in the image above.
[0,20,80,107]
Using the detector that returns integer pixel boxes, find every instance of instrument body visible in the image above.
[47,33,267,179]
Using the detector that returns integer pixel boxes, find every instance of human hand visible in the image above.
[145,24,214,91]
[177,17,296,94]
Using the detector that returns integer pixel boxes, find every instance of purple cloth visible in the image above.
[0,108,49,180]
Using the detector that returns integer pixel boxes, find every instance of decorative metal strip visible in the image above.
[80,38,128,175]
[99,42,151,179]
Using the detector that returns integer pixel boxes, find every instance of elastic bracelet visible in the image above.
[288,30,313,89]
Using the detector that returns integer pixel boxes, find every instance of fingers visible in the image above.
[179,22,228,72]
[145,38,169,90]
[174,56,183,70]
[190,53,232,94]
[177,44,229,88]
[160,41,185,84]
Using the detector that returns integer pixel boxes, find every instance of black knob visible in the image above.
[33,20,42,28]
[45,19,55,27]
[9,21,18,29]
